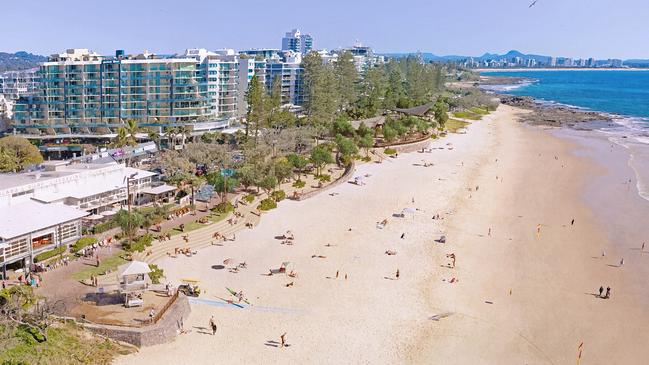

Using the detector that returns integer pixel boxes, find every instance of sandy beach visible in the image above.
[115,104,649,364]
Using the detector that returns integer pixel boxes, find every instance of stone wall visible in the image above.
[82,294,191,347]
[297,161,356,201]
[391,137,434,154]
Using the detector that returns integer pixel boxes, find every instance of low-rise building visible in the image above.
[0,161,174,274]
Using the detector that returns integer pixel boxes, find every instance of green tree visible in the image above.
[358,133,374,157]
[303,52,338,132]
[206,172,240,202]
[382,124,397,142]
[114,209,144,241]
[287,153,308,179]
[334,50,358,111]
[310,144,334,175]
[357,66,387,117]
[332,118,355,138]
[236,163,264,192]
[273,157,294,183]
[335,134,358,166]
[258,174,278,195]
[0,136,43,172]
[434,98,449,129]
[245,75,266,143]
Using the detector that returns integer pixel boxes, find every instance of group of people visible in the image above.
[598,286,612,299]
[156,233,173,242]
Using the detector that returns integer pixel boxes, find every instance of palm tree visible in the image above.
[148,129,161,151]
[112,127,129,148]
[124,119,139,145]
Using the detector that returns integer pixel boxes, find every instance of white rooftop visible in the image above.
[0,201,88,240]
[0,163,157,203]
[140,184,176,195]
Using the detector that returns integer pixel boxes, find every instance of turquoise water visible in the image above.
[481,70,649,121]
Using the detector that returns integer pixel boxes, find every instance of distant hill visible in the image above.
[0,51,46,72]
[381,50,552,63]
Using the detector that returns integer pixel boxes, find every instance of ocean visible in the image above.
[481,69,649,202]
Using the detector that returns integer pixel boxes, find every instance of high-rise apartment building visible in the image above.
[281,29,313,54]
[13,49,215,136]
[0,68,39,100]
[265,51,304,106]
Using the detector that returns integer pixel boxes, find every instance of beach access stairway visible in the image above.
[133,200,261,265]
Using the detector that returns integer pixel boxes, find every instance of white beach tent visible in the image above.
[118,261,152,278]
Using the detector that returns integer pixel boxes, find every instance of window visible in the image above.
[11,189,33,198]
[5,237,29,260]
[59,222,79,242]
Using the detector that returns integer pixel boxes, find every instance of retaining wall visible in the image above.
[297,161,356,201]
[82,294,191,347]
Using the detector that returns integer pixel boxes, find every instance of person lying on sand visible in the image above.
[288,271,298,278]
[311,255,327,259]
[285,282,294,287]
[385,250,397,255]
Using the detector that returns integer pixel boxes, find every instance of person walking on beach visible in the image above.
[209,316,217,335]
[620,258,624,267]
[401,233,405,239]
[642,242,646,252]
[488,228,491,237]
[336,270,339,279]
[602,249,606,259]
[605,287,611,299]
[571,219,575,226]
[396,269,400,280]
[536,224,542,239]
[599,286,604,298]
[280,332,287,348]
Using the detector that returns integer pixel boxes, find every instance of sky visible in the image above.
[2,0,647,59]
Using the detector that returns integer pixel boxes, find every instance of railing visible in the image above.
[153,290,179,324]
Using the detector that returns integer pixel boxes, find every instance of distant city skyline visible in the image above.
[1,0,647,59]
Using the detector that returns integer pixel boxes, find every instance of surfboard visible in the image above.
[226,287,251,305]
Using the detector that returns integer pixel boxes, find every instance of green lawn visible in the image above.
[452,111,482,120]
[71,252,127,281]
[446,119,470,133]
[470,107,490,115]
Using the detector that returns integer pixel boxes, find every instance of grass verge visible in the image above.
[446,119,470,133]
[71,252,127,281]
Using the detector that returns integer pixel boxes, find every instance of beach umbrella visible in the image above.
[281,261,291,268]
[402,207,416,215]
[223,258,233,265]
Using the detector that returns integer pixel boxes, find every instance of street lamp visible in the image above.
[123,172,139,243]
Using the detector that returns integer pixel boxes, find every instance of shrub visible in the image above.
[292,180,306,188]
[92,220,117,234]
[271,190,286,202]
[148,264,164,284]
[384,148,397,155]
[316,174,331,183]
[123,234,154,253]
[71,237,97,253]
[340,154,354,166]
[243,194,255,203]
[34,246,66,263]
[361,156,372,162]
[213,202,234,214]
[258,198,277,211]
